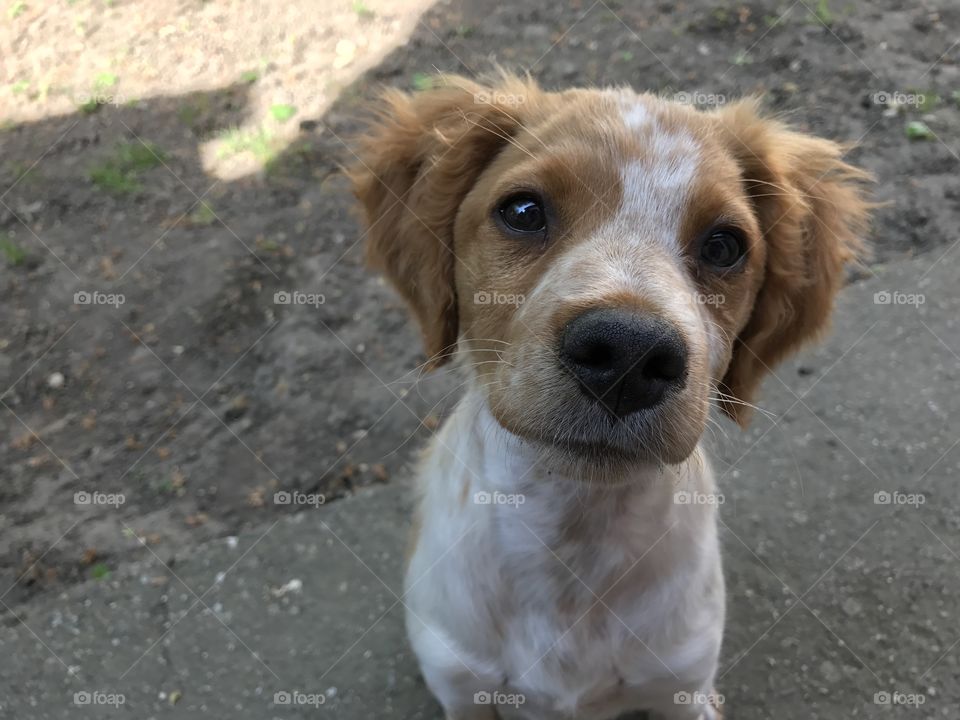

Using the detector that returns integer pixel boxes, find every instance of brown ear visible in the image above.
[349,76,526,367]
[714,101,871,426]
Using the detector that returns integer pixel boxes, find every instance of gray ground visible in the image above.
[2,0,959,718]
[2,255,958,718]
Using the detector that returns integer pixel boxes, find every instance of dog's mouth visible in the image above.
[490,395,700,468]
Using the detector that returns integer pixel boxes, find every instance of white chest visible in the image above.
[404,399,724,719]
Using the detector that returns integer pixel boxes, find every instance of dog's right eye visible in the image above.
[498,194,546,234]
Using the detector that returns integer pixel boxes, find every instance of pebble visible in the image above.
[522,24,550,40]
[333,39,356,69]
[47,372,65,389]
[842,597,862,616]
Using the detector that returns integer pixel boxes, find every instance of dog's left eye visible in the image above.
[700,230,745,268]
[499,194,546,234]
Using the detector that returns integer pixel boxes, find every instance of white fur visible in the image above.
[405,389,725,720]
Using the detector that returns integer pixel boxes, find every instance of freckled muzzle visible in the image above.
[560,309,688,417]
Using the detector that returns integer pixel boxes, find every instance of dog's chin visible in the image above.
[489,399,703,480]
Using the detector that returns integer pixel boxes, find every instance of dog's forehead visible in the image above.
[602,90,703,172]
[593,90,705,245]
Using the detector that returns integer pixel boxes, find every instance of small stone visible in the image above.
[333,39,356,68]
[842,597,862,616]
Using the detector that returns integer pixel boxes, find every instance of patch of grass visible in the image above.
[89,166,139,193]
[188,201,217,226]
[91,563,111,580]
[269,103,296,122]
[94,72,118,90]
[455,24,475,37]
[8,1,26,19]
[178,103,201,126]
[11,79,29,94]
[264,138,315,177]
[352,0,375,19]
[217,126,276,162]
[256,237,280,252]
[915,91,939,113]
[905,120,934,141]
[0,234,26,266]
[953,90,960,109]
[239,69,260,84]
[89,142,165,194]
[178,96,211,130]
[77,73,121,113]
[411,72,434,91]
[813,0,832,24]
[731,49,753,65]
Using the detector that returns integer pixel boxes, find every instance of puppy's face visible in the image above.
[352,78,869,468]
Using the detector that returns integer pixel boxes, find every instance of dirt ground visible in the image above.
[1,0,958,618]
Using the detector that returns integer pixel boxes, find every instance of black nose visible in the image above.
[560,309,687,417]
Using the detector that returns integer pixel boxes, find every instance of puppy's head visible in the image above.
[351,76,869,468]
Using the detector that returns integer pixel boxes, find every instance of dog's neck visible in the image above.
[428,386,715,591]
[444,387,710,512]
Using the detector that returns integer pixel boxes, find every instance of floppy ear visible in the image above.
[714,101,871,426]
[349,76,526,367]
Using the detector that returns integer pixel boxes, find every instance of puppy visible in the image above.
[350,75,869,720]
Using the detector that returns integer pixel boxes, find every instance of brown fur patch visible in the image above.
[711,99,871,425]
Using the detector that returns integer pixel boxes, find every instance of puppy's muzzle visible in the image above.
[561,309,687,417]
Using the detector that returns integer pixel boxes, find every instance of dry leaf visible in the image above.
[12,432,36,450]
[185,513,208,527]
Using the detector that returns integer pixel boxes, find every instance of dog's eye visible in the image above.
[499,194,546,234]
[700,230,745,268]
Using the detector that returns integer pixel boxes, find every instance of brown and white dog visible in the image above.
[350,75,869,720]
